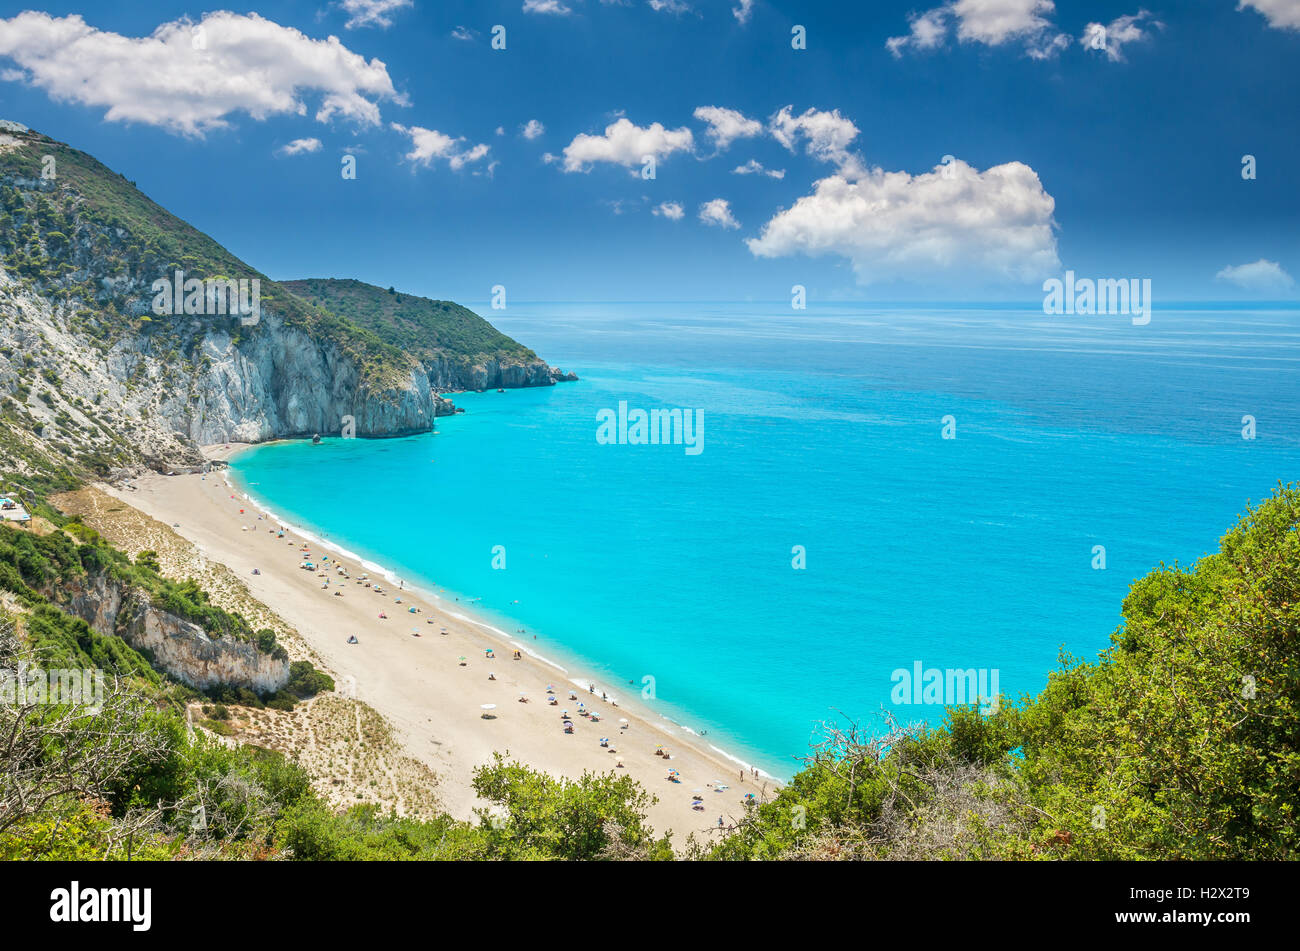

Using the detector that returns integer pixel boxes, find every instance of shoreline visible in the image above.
[102,441,780,842]
[221,446,780,781]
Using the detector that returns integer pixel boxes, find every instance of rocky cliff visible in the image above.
[0,124,574,479]
[43,569,289,693]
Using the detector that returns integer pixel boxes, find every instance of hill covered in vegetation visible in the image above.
[0,123,570,480]
[282,278,574,391]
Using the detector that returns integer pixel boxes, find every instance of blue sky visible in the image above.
[0,0,1297,305]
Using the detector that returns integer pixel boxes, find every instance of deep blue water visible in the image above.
[230,303,1300,778]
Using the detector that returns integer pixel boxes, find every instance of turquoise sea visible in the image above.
[230,303,1300,778]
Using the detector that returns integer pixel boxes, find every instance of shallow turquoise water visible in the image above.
[231,303,1300,777]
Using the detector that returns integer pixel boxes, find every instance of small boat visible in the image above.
[311,433,321,444]
[497,388,505,393]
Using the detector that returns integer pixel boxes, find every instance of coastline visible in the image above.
[225,446,779,779]
[101,441,780,842]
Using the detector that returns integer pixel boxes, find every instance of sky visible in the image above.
[0,0,1297,306]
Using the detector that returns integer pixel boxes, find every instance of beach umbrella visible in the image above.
[480,703,497,719]
[619,718,629,729]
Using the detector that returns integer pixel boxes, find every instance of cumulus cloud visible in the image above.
[276,137,322,156]
[1215,259,1296,292]
[450,26,477,41]
[748,157,1061,285]
[341,0,413,29]
[1080,10,1161,61]
[769,106,863,175]
[523,0,573,14]
[1238,1,1300,31]
[699,198,740,229]
[653,201,685,220]
[391,123,491,171]
[0,11,401,136]
[520,118,545,140]
[694,105,763,152]
[560,117,694,172]
[888,0,1069,59]
[733,0,756,24]
[733,158,784,179]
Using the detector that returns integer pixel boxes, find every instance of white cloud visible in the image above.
[523,0,573,14]
[699,198,740,230]
[694,105,763,152]
[451,26,477,41]
[648,0,693,13]
[888,0,1069,59]
[1215,259,1296,292]
[748,157,1060,285]
[1238,1,1300,30]
[560,117,694,172]
[886,7,951,55]
[276,137,322,156]
[450,142,491,171]
[733,158,784,179]
[341,0,413,30]
[1080,11,1160,62]
[520,118,545,140]
[769,106,863,175]
[391,123,491,171]
[733,0,756,24]
[653,201,685,220]
[0,11,401,136]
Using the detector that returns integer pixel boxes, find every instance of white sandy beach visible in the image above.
[99,443,778,843]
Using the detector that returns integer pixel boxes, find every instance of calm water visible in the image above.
[230,303,1300,777]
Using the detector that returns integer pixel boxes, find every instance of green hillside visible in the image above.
[0,125,549,393]
[282,278,537,365]
[0,126,414,386]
